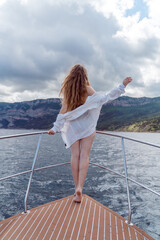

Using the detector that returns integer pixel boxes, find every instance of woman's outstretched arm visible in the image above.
[100,77,132,105]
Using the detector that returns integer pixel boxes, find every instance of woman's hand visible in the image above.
[123,77,132,87]
[48,129,55,135]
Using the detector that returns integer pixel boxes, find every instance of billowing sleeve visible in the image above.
[51,114,65,133]
[100,83,125,105]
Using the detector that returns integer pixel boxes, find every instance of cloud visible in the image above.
[0,0,160,102]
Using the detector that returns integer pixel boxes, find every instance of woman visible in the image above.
[48,64,132,203]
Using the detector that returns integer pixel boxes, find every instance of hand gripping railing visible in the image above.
[0,130,160,224]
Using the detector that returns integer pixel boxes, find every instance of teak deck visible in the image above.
[0,194,154,240]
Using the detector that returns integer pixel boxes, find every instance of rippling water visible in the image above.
[0,129,160,239]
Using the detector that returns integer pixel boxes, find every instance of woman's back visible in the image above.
[60,85,96,114]
[59,64,91,113]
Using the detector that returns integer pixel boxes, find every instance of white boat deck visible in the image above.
[0,194,154,240]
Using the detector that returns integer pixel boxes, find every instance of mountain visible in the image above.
[0,98,61,130]
[97,96,160,132]
[0,96,160,132]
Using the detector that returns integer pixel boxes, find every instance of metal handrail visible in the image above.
[0,131,48,140]
[96,130,160,149]
[1,130,160,149]
[0,162,71,181]
[0,130,160,223]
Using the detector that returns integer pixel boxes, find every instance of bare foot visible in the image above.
[73,187,82,203]
[73,193,81,203]
[76,187,82,196]
[73,193,77,202]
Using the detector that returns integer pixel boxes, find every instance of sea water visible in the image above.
[0,129,160,239]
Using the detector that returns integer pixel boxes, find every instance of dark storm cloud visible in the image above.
[0,0,100,92]
[0,0,159,101]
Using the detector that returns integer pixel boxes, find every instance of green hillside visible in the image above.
[97,96,160,131]
[117,117,160,132]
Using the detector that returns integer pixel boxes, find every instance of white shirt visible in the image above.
[52,84,125,149]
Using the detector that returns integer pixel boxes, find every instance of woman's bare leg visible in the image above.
[76,130,96,200]
[70,140,80,192]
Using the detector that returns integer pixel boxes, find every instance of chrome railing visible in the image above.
[0,130,160,225]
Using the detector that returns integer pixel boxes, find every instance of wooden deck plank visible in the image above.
[53,199,75,240]
[42,199,67,240]
[34,202,58,240]
[79,197,92,239]
[50,198,73,240]
[104,210,110,240]
[75,197,88,240]
[129,226,137,240]
[61,200,78,239]
[98,205,104,240]
[0,194,154,240]
[26,205,53,240]
[111,212,117,239]
[0,220,13,238]
[123,220,131,240]
[90,201,98,239]
[17,208,44,240]
[1,216,23,240]
[70,197,87,240]
[116,217,124,240]
[82,199,95,239]
[136,230,146,240]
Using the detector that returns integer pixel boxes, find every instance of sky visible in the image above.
[0,0,160,102]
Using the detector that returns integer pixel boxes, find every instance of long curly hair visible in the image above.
[59,64,91,112]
